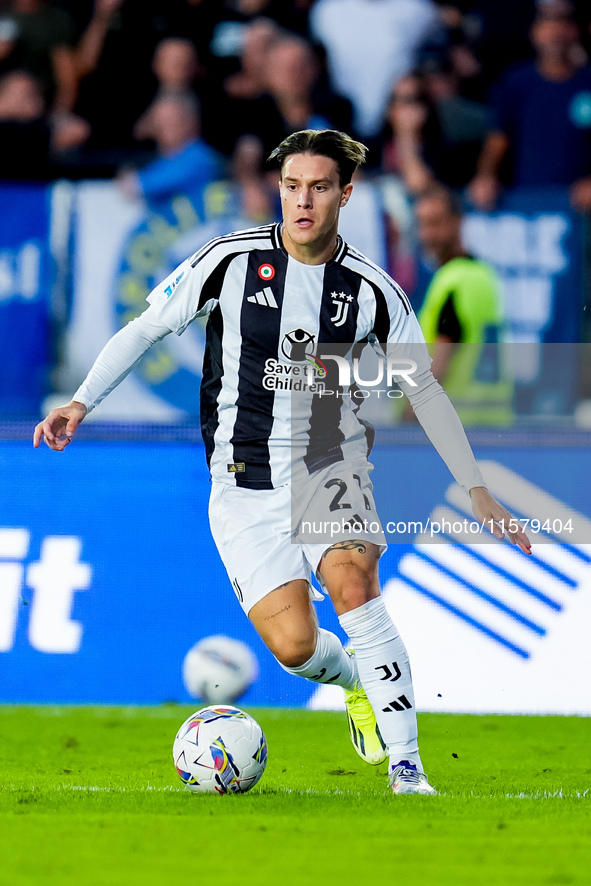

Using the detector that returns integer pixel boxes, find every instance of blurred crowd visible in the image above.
[0,0,590,216]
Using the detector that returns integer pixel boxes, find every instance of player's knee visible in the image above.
[272,635,316,669]
[328,568,379,613]
[337,585,377,613]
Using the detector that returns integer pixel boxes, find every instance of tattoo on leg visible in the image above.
[263,604,291,621]
[322,540,367,559]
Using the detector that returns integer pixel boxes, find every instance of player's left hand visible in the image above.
[469,486,532,555]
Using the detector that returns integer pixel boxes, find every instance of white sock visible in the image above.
[338,596,422,771]
[278,628,358,691]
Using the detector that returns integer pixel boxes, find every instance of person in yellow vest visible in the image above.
[415,183,513,425]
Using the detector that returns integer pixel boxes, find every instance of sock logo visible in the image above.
[311,667,342,683]
[382,694,413,713]
[376,661,402,682]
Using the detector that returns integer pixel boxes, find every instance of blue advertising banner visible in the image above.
[0,184,53,415]
[1,433,590,714]
[410,189,586,415]
[464,187,584,343]
[411,187,584,344]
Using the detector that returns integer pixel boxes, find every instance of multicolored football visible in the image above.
[173,705,268,794]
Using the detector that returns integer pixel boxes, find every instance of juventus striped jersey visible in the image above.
[144,222,431,490]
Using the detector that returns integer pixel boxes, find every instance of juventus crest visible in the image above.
[330,290,354,327]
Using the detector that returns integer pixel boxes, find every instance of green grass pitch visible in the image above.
[0,707,589,886]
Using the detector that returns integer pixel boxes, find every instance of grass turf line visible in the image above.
[0,706,589,886]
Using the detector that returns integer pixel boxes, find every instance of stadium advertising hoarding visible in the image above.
[463,187,584,344]
[1,434,589,715]
[0,184,53,415]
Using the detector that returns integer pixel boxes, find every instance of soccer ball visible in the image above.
[173,705,268,794]
[182,635,258,704]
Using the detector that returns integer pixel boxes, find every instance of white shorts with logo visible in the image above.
[208,460,387,615]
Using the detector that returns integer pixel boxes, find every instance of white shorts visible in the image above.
[208,460,386,615]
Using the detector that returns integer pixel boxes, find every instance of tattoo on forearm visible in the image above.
[322,540,367,559]
[263,604,291,621]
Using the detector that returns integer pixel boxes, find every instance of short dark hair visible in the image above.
[417,183,463,217]
[268,129,368,187]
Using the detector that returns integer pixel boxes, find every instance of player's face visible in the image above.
[416,197,461,263]
[279,153,353,264]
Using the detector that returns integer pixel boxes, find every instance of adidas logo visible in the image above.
[382,695,413,713]
[247,287,278,308]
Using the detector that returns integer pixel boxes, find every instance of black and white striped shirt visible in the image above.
[147,222,429,489]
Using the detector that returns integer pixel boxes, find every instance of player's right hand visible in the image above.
[33,401,87,451]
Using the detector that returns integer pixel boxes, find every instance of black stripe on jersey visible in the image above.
[333,237,347,264]
[346,249,411,315]
[369,281,392,343]
[197,252,239,312]
[231,248,289,489]
[271,223,282,249]
[304,264,363,474]
[190,226,274,269]
[199,253,239,459]
[319,262,362,344]
[201,303,224,468]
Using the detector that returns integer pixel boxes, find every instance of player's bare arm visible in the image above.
[33,400,87,451]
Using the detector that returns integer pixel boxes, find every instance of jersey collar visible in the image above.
[274,223,347,265]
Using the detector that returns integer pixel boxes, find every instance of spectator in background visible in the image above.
[219,18,281,156]
[415,184,513,425]
[206,0,312,79]
[378,70,485,193]
[310,0,440,138]
[0,15,21,77]
[74,0,160,166]
[135,36,229,156]
[255,34,353,154]
[224,17,279,102]
[430,4,487,102]
[418,53,489,186]
[0,69,49,178]
[0,68,89,179]
[6,0,77,112]
[150,36,200,98]
[232,0,312,33]
[463,0,538,88]
[152,0,223,81]
[119,94,223,215]
[469,0,591,213]
[379,72,441,194]
[230,34,353,220]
